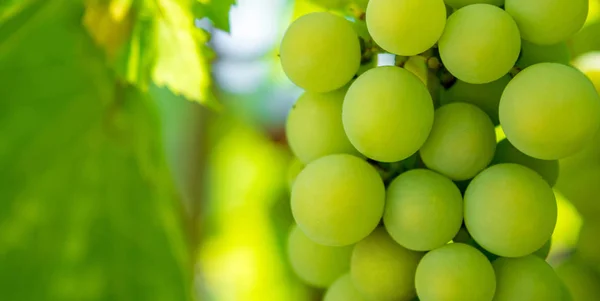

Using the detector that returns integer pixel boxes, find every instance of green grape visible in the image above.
[464,163,557,257]
[438,4,521,84]
[560,278,573,301]
[492,256,563,301]
[555,165,600,218]
[383,169,463,251]
[286,157,304,191]
[309,0,349,10]
[505,0,587,45]
[286,89,361,164]
[351,227,423,301]
[493,139,559,187]
[324,273,369,301]
[569,20,600,58]
[556,258,600,301]
[558,127,600,189]
[440,75,511,125]
[533,239,552,260]
[342,66,434,162]
[352,0,370,10]
[366,0,446,56]
[444,0,503,9]
[415,243,496,301]
[516,40,571,69]
[291,154,385,246]
[419,102,497,181]
[280,12,360,92]
[499,63,600,160]
[576,221,600,268]
[287,225,353,287]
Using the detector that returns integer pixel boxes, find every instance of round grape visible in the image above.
[464,163,557,257]
[556,258,600,301]
[440,75,511,125]
[555,165,600,218]
[499,63,600,160]
[351,227,423,301]
[444,0,503,9]
[516,40,571,69]
[420,102,497,181]
[309,0,349,9]
[291,154,385,246]
[280,12,360,92]
[343,66,434,162]
[286,89,361,164]
[505,0,587,45]
[439,4,521,84]
[493,139,559,187]
[415,243,496,301]
[366,0,446,56]
[576,221,600,267]
[287,225,353,287]
[384,169,463,251]
[492,256,563,301]
[324,274,369,301]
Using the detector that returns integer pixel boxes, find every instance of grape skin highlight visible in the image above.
[351,228,423,301]
[438,4,521,84]
[366,0,446,56]
[291,154,385,246]
[499,63,600,160]
[286,88,361,164]
[464,163,557,257]
[505,0,588,45]
[415,243,496,301]
[420,102,497,181]
[343,66,434,162]
[280,12,360,92]
[384,169,463,251]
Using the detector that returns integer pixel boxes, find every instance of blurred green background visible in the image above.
[1,0,600,300]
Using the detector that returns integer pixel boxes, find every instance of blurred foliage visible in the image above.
[193,0,236,32]
[82,0,218,107]
[0,0,237,299]
[0,1,193,300]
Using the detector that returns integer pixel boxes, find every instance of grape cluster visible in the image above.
[280,0,600,300]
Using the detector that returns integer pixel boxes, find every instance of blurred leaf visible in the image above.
[0,2,191,300]
[193,0,235,32]
[81,0,219,107]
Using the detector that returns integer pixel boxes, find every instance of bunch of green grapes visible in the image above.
[279,0,600,299]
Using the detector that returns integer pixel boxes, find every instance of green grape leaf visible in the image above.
[0,2,192,300]
[192,0,236,32]
[80,0,220,107]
